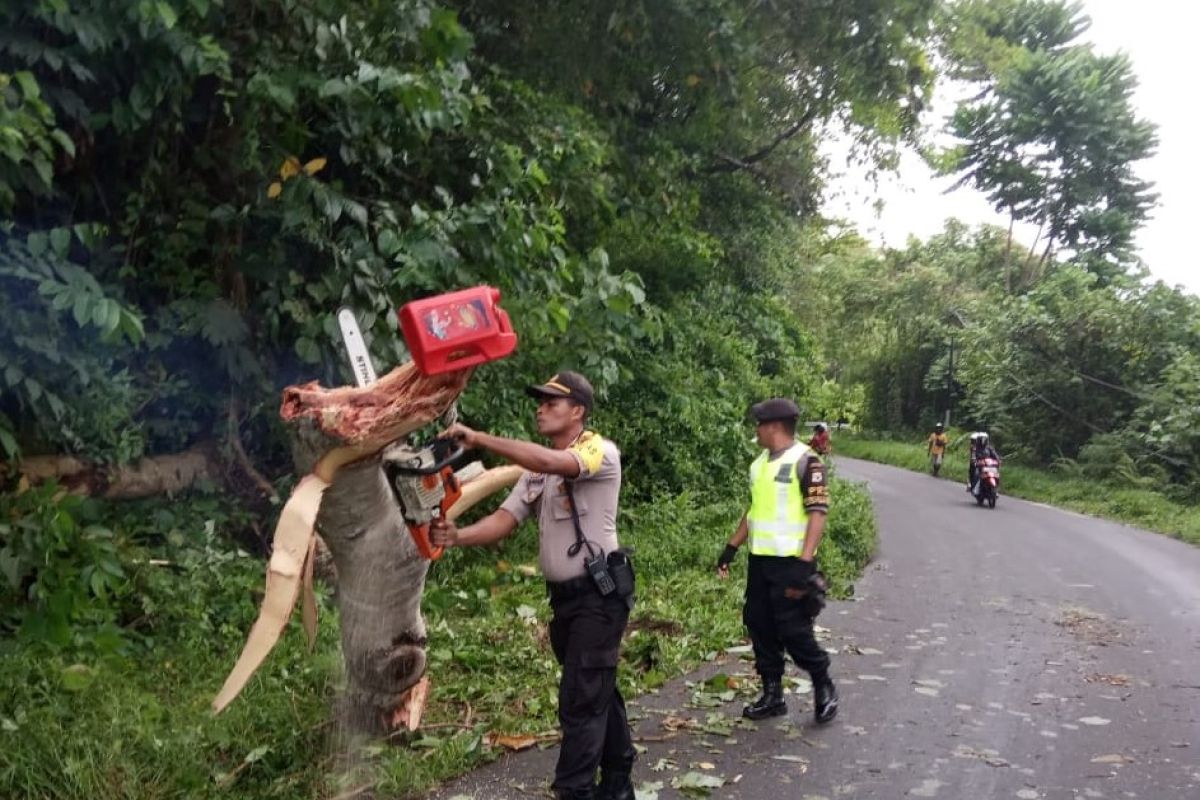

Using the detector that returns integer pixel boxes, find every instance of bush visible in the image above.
[0,484,132,649]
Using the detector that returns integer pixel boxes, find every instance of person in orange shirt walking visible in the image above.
[927,422,948,476]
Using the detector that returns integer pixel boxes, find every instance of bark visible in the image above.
[316,448,432,734]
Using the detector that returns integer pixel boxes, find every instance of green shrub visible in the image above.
[0,484,132,649]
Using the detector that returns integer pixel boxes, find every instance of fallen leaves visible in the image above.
[635,780,664,800]
[482,732,557,751]
[661,715,702,733]
[671,770,725,796]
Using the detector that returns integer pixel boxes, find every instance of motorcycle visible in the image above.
[972,456,1000,509]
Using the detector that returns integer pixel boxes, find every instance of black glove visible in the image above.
[807,570,828,616]
[807,569,828,594]
[717,544,739,570]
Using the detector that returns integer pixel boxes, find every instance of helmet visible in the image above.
[815,422,828,433]
[934,422,944,431]
[978,432,989,446]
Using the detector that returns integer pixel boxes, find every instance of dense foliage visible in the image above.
[2,0,937,640]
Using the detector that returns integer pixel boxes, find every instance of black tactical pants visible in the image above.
[743,554,831,681]
[548,581,635,793]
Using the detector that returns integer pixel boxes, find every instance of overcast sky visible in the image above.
[823,0,1199,294]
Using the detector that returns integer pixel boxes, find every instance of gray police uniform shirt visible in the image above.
[499,431,622,582]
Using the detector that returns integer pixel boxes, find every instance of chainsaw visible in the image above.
[382,437,464,560]
[337,305,475,561]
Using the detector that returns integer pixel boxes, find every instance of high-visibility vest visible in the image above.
[747,443,811,556]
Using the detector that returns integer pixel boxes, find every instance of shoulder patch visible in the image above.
[571,431,605,476]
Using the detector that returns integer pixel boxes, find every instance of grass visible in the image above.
[0,476,875,799]
[835,433,1200,547]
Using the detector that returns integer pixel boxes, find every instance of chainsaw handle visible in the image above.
[392,438,465,475]
[411,524,445,561]
[409,467,462,561]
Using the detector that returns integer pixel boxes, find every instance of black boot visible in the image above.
[596,770,635,800]
[743,677,786,720]
[814,677,839,724]
[554,787,595,800]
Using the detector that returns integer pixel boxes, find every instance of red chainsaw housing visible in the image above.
[407,466,462,560]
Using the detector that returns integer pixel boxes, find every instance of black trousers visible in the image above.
[743,554,831,681]
[548,585,635,791]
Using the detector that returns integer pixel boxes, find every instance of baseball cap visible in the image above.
[750,397,800,423]
[526,370,594,409]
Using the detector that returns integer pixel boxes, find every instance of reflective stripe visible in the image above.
[748,519,806,535]
[747,443,811,556]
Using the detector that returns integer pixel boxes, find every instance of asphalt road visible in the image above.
[427,457,1200,800]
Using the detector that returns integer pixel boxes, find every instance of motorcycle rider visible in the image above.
[967,432,1000,494]
[808,422,831,456]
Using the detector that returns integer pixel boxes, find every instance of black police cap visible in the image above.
[526,370,595,409]
[750,398,800,423]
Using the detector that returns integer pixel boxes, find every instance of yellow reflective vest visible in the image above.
[747,443,812,556]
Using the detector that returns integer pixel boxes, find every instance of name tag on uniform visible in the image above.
[523,473,546,504]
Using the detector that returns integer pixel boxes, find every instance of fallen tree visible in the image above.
[212,362,522,734]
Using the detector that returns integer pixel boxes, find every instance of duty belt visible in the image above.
[547,574,594,601]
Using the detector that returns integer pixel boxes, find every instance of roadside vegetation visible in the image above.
[0,477,874,798]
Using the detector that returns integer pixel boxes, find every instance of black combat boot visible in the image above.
[813,677,839,724]
[596,769,635,800]
[743,677,786,720]
[554,787,595,800]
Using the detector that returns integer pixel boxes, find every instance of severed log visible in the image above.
[212,362,522,734]
[14,444,221,499]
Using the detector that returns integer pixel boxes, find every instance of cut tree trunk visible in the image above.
[213,362,521,736]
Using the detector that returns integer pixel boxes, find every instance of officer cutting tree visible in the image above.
[717,398,839,724]
[430,371,636,800]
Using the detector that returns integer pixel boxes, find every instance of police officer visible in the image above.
[716,398,838,724]
[430,371,636,800]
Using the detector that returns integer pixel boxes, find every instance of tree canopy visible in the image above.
[934,0,1157,285]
